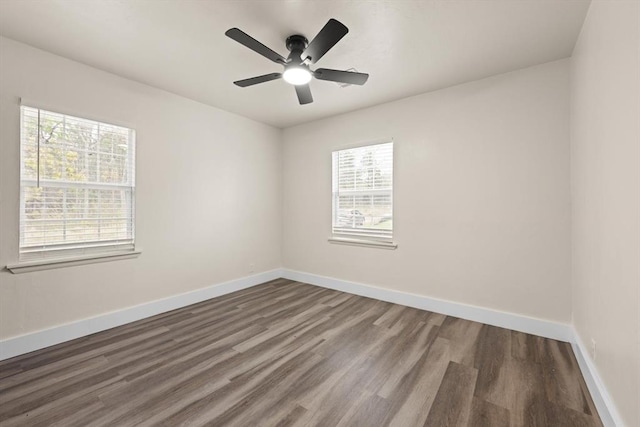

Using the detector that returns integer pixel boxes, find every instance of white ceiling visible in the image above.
[0,0,590,128]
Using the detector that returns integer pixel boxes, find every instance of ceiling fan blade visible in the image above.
[234,73,282,87]
[302,19,348,64]
[295,84,313,105]
[314,68,369,85]
[225,28,286,64]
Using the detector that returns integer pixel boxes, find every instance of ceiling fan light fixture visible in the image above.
[226,19,369,104]
[283,66,312,85]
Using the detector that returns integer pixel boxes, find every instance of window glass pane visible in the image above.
[332,142,393,239]
[21,109,39,180]
[19,106,135,260]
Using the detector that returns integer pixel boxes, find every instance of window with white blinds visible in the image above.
[332,142,393,240]
[19,106,136,261]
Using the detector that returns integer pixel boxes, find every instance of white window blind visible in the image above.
[19,106,136,261]
[332,142,393,240]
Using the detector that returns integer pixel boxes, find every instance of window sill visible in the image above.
[328,237,397,250]
[6,250,141,274]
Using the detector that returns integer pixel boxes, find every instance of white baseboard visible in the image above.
[281,269,623,426]
[1,267,622,427]
[282,269,572,342]
[0,268,283,361]
[571,332,624,427]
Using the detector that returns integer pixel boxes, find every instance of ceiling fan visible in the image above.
[225,19,369,105]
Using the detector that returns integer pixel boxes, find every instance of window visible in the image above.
[332,142,393,242]
[19,106,136,261]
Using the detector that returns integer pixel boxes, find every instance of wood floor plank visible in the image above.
[273,404,308,427]
[0,280,603,426]
[385,337,452,427]
[0,355,109,404]
[467,397,510,427]
[437,316,483,366]
[423,361,478,427]
[3,394,104,427]
[472,324,512,409]
[336,392,392,427]
[540,339,600,417]
[376,322,440,398]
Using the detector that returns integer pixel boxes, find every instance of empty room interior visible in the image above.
[0,0,638,426]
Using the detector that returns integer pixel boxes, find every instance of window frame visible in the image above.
[330,140,396,249]
[11,103,138,270]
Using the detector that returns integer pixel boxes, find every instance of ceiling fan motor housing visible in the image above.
[226,19,369,104]
[286,35,309,62]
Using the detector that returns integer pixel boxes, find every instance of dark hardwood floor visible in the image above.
[0,279,601,426]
